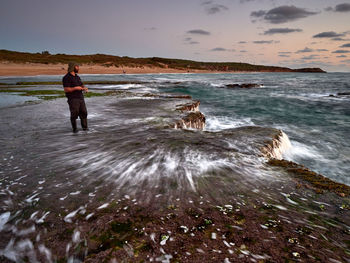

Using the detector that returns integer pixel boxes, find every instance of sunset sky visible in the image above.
[1,0,350,71]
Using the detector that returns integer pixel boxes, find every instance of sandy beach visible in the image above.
[0,62,229,76]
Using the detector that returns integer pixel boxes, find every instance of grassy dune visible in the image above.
[0,49,326,73]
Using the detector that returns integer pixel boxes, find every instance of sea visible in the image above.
[1,72,349,186]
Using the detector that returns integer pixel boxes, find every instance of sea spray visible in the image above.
[272,131,292,160]
[261,130,292,160]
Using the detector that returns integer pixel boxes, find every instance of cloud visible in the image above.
[144,27,157,31]
[313,31,345,38]
[183,37,199,45]
[238,41,247,44]
[210,47,235,52]
[251,10,266,18]
[279,54,290,57]
[337,55,347,58]
[328,3,350,12]
[301,55,319,60]
[251,5,318,24]
[340,43,350,48]
[201,1,228,14]
[240,50,247,52]
[279,51,292,54]
[332,50,350,54]
[187,29,211,35]
[332,37,348,41]
[341,59,350,63]
[253,40,273,44]
[263,28,302,35]
[296,47,313,53]
[207,4,229,14]
[316,49,328,52]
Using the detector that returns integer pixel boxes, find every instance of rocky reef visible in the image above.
[260,130,291,159]
[172,100,205,129]
[173,111,206,130]
[176,101,200,112]
[267,159,350,197]
[225,83,262,89]
[329,92,350,97]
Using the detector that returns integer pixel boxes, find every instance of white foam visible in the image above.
[64,206,84,223]
[283,140,324,160]
[0,212,11,231]
[272,131,292,160]
[97,203,109,209]
[204,115,254,131]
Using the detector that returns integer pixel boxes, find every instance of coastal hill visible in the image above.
[0,49,326,73]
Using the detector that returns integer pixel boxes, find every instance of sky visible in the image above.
[1,0,350,71]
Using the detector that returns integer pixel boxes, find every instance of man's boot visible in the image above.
[81,118,89,131]
[71,119,78,133]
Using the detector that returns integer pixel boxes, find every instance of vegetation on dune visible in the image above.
[0,49,326,72]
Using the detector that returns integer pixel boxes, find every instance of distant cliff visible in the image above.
[0,49,326,73]
[293,68,326,73]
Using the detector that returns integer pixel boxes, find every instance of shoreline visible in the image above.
[0,61,326,76]
[0,62,237,76]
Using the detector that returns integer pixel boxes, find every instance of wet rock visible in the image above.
[329,92,350,97]
[260,130,291,159]
[176,100,200,112]
[172,111,206,130]
[267,159,350,197]
[225,83,261,89]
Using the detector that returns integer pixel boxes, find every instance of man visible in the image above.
[62,62,89,133]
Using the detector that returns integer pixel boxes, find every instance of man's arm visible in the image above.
[64,86,84,93]
[79,77,88,92]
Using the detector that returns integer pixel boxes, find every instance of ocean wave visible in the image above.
[269,92,348,102]
[204,115,255,131]
[283,140,325,161]
[89,84,145,90]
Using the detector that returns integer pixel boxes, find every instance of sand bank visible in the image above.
[0,61,230,76]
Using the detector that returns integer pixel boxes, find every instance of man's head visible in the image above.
[68,62,79,73]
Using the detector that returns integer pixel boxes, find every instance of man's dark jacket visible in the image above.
[62,73,84,99]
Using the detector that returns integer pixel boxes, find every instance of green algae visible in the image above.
[0,88,111,101]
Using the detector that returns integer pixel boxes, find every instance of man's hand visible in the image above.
[82,86,88,92]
